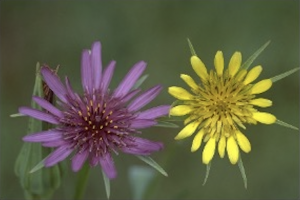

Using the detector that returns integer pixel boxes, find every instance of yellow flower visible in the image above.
[169,40,299,187]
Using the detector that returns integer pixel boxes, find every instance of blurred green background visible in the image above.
[1,1,299,199]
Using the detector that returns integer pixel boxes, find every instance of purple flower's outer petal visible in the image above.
[71,150,89,172]
[120,88,141,103]
[33,96,64,118]
[99,153,117,179]
[42,139,67,147]
[113,61,146,98]
[127,85,162,112]
[45,145,73,167]
[136,105,171,120]
[130,119,157,129]
[91,41,102,90]
[41,66,68,103]
[101,60,116,94]
[65,77,77,100]
[120,137,163,155]
[19,107,59,124]
[23,130,62,142]
[81,50,93,92]
[89,154,99,167]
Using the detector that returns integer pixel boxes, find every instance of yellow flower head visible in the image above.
[169,42,278,166]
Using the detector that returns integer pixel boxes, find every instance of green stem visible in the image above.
[73,163,90,200]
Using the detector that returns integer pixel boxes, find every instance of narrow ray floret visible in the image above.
[168,40,298,185]
[19,41,170,179]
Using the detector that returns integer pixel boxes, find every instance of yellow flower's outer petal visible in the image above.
[250,98,272,107]
[174,121,200,140]
[236,69,247,82]
[214,51,224,76]
[236,131,251,153]
[228,52,242,77]
[180,74,198,90]
[191,56,208,81]
[191,129,205,152]
[218,135,226,158]
[250,79,272,94]
[252,112,276,124]
[168,86,194,100]
[243,65,262,85]
[202,137,216,164]
[170,105,193,116]
[226,136,239,164]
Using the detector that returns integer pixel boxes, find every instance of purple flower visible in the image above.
[20,41,170,179]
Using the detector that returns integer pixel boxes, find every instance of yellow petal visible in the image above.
[191,56,208,81]
[170,105,193,116]
[243,65,262,85]
[226,136,239,164]
[191,129,205,152]
[236,131,251,153]
[180,74,198,90]
[249,98,272,107]
[252,112,276,124]
[174,121,200,140]
[214,51,224,76]
[228,52,242,77]
[218,135,226,158]
[250,79,272,94]
[202,137,216,164]
[168,86,194,100]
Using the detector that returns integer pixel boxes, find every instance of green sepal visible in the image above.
[14,63,63,200]
[202,162,211,186]
[275,119,299,130]
[136,155,168,177]
[102,169,111,199]
[270,67,300,83]
[241,41,270,70]
[237,155,247,189]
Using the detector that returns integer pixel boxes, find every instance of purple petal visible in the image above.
[45,145,73,167]
[65,77,77,100]
[42,139,67,147]
[91,41,102,90]
[81,50,93,92]
[120,88,141,103]
[127,85,162,112]
[23,130,62,142]
[101,60,116,93]
[19,107,59,124]
[33,96,64,118]
[130,119,157,129]
[121,137,163,155]
[89,154,99,167]
[99,153,117,179]
[113,61,146,98]
[41,66,67,103]
[72,150,89,172]
[136,105,170,120]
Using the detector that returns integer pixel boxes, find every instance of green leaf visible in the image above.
[102,169,111,199]
[275,119,299,130]
[154,121,179,128]
[187,38,197,56]
[241,41,270,70]
[237,155,247,189]
[132,74,149,90]
[128,166,155,200]
[136,155,168,177]
[202,162,211,186]
[270,67,300,83]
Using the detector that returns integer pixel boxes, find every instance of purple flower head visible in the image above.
[20,41,170,179]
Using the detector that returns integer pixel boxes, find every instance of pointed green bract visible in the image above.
[276,119,299,130]
[132,74,149,90]
[270,67,300,83]
[187,38,197,56]
[102,169,111,199]
[241,41,270,70]
[136,155,168,177]
[202,162,211,186]
[237,156,247,189]
[10,113,25,117]
[29,157,47,173]
[154,120,179,128]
